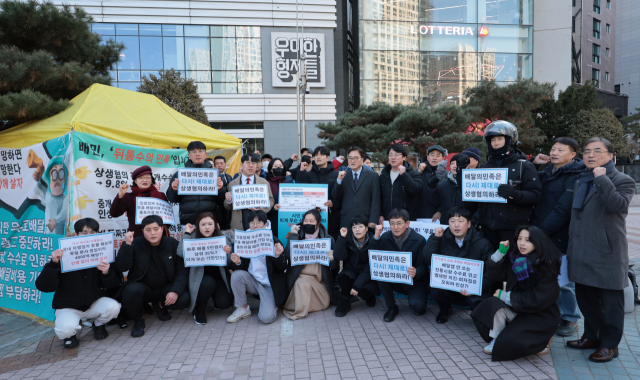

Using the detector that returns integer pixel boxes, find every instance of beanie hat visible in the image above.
[132,165,152,180]
[461,147,481,162]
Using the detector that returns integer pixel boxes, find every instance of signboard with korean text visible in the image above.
[369,250,413,285]
[382,221,448,241]
[461,168,508,203]
[271,32,326,88]
[135,197,175,225]
[232,184,270,210]
[234,229,275,258]
[289,238,331,266]
[59,232,115,273]
[430,254,484,295]
[277,183,328,244]
[177,168,218,195]
[182,237,227,267]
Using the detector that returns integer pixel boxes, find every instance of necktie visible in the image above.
[246,178,251,184]
[354,173,359,189]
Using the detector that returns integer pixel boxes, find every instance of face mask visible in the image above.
[303,224,317,235]
[262,161,270,169]
[273,168,285,177]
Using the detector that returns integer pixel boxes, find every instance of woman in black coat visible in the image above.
[471,226,561,361]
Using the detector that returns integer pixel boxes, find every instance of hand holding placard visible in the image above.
[51,249,63,263]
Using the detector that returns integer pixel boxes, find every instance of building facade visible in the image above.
[615,0,640,115]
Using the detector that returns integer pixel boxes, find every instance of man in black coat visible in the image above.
[418,145,446,218]
[379,144,424,222]
[116,215,190,337]
[473,121,541,248]
[36,218,121,349]
[427,154,477,224]
[423,207,493,324]
[333,146,381,228]
[212,155,234,229]
[166,141,224,225]
[283,147,312,181]
[529,137,586,337]
[372,208,429,322]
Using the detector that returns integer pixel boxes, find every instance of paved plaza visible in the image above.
[1,210,639,380]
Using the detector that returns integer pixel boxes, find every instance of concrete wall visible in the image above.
[263,120,327,159]
[616,0,640,114]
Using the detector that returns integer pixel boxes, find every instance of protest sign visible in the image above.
[430,254,484,295]
[135,197,175,225]
[232,184,270,210]
[178,168,218,195]
[289,238,331,266]
[382,221,448,241]
[182,237,228,267]
[234,229,275,258]
[461,168,508,203]
[369,250,413,285]
[277,184,328,243]
[59,232,115,273]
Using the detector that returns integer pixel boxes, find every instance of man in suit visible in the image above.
[212,156,233,229]
[332,146,381,229]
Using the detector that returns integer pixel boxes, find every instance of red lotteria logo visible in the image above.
[479,26,489,37]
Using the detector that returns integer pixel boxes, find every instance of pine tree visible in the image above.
[0,0,123,128]
[138,69,209,125]
[570,108,628,158]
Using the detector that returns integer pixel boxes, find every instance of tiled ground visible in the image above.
[0,209,638,380]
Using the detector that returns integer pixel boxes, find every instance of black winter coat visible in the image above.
[114,236,189,298]
[296,164,342,236]
[475,150,542,231]
[166,159,220,225]
[228,235,289,307]
[428,175,478,224]
[419,164,439,218]
[379,162,424,221]
[334,231,374,292]
[218,172,234,229]
[370,229,428,286]
[471,253,560,361]
[423,225,494,294]
[530,159,586,252]
[36,262,121,311]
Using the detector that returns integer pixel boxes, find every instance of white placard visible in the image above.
[135,197,176,225]
[234,229,275,258]
[278,185,328,213]
[59,232,115,273]
[382,221,448,241]
[182,237,228,267]
[178,168,218,195]
[271,32,326,88]
[290,238,331,266]
[461,168,508,203]
[369,250,413,285]
[430,254,484,296]
[232,184,270,210]
[558,255,570,287]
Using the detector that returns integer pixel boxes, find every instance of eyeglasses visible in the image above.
[389,222,406,227]
[347,156,362,161]
[51,169,65,181]
[583,149,609,156]
[136,175,152,181]
[249,221,263,227]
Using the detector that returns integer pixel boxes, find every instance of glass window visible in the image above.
[118,71,141,82]
[141,71,160,79]
[360,21,420,51]
[593,0,601,14]
[236,39,262,70]
[420,52,477,81]
[238,83,263,94]
[361,80,420,106]
[194,82,212,93]
[237,26,261,38]
[140,37,163,70]
[139,24,162,36]
[419,24,478,52]
[118,82,141,91]
[593,19,601,39]
[607,0,611,9]
[480,53,532,81]
[162,25,184,36]
[478,0,533,25]
[184,25,209,37]
[116,24,138,35]
[211,26,235,38]
[592,68,600,88]
[420,80,475,107]
[360,0,421,21]
[614,84,620,93]
[212,71,237,82]
[211,38,237,70]
[419,0,477,23]
[361,51,420,80]
[606,47,610,57]
[478,25,532,53]
[237,71,263,82]
[606,24,610,33]
[163,37,185,70]
[116,36,140,70]
[605,72,610,81]
[185,38,211,71]
[212,83,238,94]
[592,44,600,64]
[92,23,115,35]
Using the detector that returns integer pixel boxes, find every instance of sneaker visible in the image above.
[335,302,351,317]
[153,302,171,321]
[483,339,495,355]
[556,320,578,337]
[93,323,108,340]
[436,307,453,324]
[383,304,399,322]
[227,306,251,323]
[63,334,79,349]
[131,318,145,338]
[537,337,553,356]
[194,310,207,325]
[365,297,376,308]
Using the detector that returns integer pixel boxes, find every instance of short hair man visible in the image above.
[214,155,234,229]
[380,144,424,222]
[372,208,429,322]
[36,218,121,349]
[116,215,190,337]
[284,148,313,180]
[418,145,446,218]
[423,207,493,323]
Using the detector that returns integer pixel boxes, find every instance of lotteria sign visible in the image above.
[410,25,488,37]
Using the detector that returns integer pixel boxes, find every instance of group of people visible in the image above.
[36,121,636,363]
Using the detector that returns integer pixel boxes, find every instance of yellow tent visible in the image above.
[0,83,241,150]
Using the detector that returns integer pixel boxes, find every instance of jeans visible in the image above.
[557,282,580,322]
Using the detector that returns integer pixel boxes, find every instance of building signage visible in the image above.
[410,24,481,36]
[271,32,326,88]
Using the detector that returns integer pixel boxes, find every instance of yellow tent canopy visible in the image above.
[0,84,241,150]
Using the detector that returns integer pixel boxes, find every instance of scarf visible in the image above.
[353,233,369,251]
[266,175,286,198]
[131,185,164,199]
[392,228,411,250]
[572,159,616,210]
[509,251,535,282]
[445,170,457,185]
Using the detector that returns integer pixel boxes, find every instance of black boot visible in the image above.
[335,301,352,317]
[131,318,145,338]
[93,323,109,340]
[153,302,171,321]
[383,304,399,322]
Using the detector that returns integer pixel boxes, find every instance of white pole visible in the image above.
[296,0,301,154]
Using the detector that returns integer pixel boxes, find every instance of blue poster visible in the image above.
[277,184,328,244]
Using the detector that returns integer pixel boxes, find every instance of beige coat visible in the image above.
[223,175,275,231]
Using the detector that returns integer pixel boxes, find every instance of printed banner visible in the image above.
[430,254,484,295]
[135,197,175,225]
[232,184,270,210]
[59,232,115,273]
[369,250,413,285]
[461,168,508,203]
[289,238,331,266]
[277,183,328,244]
[234,229,275,258]
[182,237,228,267]
[178,168,218,195]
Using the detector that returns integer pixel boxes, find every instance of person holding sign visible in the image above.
[470,226,561,361]
[379,144,424,222]
[427,155,478,224]
[227,210,288,325]
[474,121,541,249]
[115,215,190,338]
[266,157,293,238]
[423,207,493,324]
[282,208,338,320]
[372,209,429,322]
[333,215,379,317]
[109,165,169,237]
[36,219,121,349]
[177,212,233,325]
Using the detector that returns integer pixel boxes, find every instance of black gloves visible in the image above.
[428,175,439,189]
[497,184,522,201]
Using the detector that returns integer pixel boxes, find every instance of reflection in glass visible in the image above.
[211,38,237,71]
[237,71,263,82]
[163,37,185,70]
[185,38,211,72]
[92,23,115,35]
[185,25,209,37]
[141,71,161,79]
[420,0,477,23]
[236,39,262,70]
[479,53,531,81]
[195,82,212,93]
[162,25,183,36]
[187,71,212,83]
[238,83,263,94]
[211,26,236,38]
[361,80,420,106]
[212,83,238,94]
[478,25,532,53]
[140,37,163,69]
[116,36,140,70]
[118,82,141,91]
[212,71,238,82]
[420,80,476,107]
[478,0,533,25]
[236,26,261,38]
[118,71,141,81]
[419,23,477,52]
[421,52,478,81]
[360,0,420,21]
[139,24,162,36]
[360,51,420,80]
[116,24,138,35]
[360,21,420,51]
